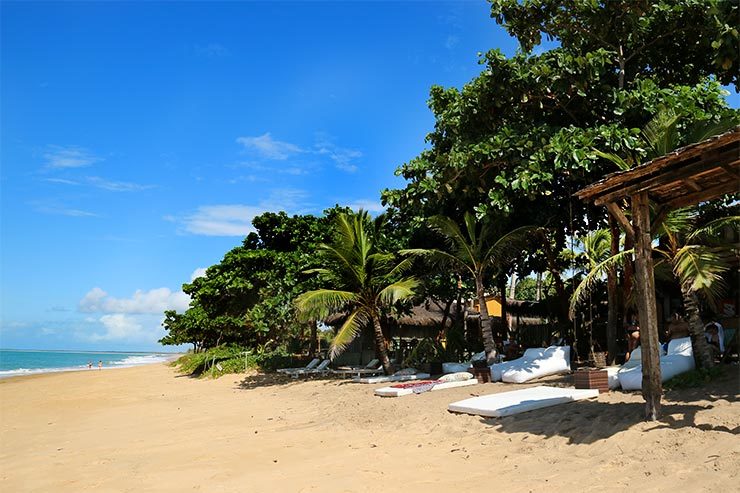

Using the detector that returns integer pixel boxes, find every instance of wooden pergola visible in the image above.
[576,126,740,420]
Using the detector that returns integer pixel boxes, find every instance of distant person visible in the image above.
[87,361,92,370]
[98,360,103,371]
[625,316,640,362]
[704,322,724,358]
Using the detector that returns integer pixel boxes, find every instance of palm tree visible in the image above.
[404,212,534,364]
[294,211,418,375]
[571,210,737,369]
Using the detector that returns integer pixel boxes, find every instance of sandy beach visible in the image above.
[1,364,738,493]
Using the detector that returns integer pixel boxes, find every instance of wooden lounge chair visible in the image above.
[290,359,331,378]
[331,359,383,378]
[277,358,320,374]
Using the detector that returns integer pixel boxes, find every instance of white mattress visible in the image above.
[354,373,431,384]
[490,346,571,383]
[448,385,599,417]
[374,378,479,397]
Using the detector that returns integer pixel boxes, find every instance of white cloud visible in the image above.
[181,205,262,236]
[87,314,147,342]
[174,189,311,237]
[236,133,305,160]
[234,132,361,173]
[345,199,385,214]
[34,204,99,217]
[315,142,361,172]
[45,176,154,192]
[79,287,190,314]
[86,176,155,192]
[44,145,100,169]
[190,267,207,281]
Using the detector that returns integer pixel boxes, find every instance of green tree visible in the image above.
[294,211,419,374]
[404,212,535,364]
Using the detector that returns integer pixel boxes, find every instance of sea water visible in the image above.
[0,349,173,378]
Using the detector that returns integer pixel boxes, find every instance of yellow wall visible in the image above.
[473,297,502,317]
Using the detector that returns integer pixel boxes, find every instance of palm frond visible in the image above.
[482,225,538,268]
[655,207,696,239]
[592,149,632,171]
[684,117,740,145]
[294,289,358,321]
[673,245,729,308]
[688,216,740,242]
[329,308,368,360]
[569,249,633,319]
[428,215,477,267]
[581,229,611,267]
[376,278,420,306]
[399,248,474,277]
[643,108,679,157]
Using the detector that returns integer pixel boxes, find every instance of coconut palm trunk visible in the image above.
[371,312,393,374]
[681,289,714,369]
[476,280,497,363]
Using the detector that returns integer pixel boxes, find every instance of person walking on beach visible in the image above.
[98,360,103,370]
[88,361,92,369]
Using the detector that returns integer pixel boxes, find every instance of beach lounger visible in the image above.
[442,351,486,374]
[354,369,431,384]
[374,374,478,397]
[448,385,599,417]
[617,337,694,390]
[288,359,331,378]
[277,358,320,374]
[490,346,571,383]
[330,359,383,378]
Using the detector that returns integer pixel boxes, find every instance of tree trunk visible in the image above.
[436,299,454,343]
[309,321,318,357]
[509,272,517,299]
[681,288,714,369]
[499,275,509,340]
[623,231,635,325]
[371,312,393,375]
[632,192,662,421]
[535,272,543,301]
[606,215,620,365]
[476,278,497,364]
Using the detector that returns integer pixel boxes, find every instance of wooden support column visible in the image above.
[631,192,662,420]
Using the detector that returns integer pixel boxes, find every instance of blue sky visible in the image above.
[1,1,519,351]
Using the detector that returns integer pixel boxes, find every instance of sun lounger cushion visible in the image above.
[448,386,599,417]
[354,372,431,384]
[490,346,571,383]
[394,368,418,376]
[437,371,474,383]
[374,378,478,397]
[617,337,695,390]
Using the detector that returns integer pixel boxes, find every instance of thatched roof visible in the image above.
[323,301,457,328]
[576,126,739,208]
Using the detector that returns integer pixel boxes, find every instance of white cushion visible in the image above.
[442,362,471,374]
[437,371,474,383]
[490,346,570,384]
[617,340,695,390]
[393,368,418,376]
[667,337,692,356]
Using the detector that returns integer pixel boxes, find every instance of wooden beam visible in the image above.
[664,179,740,209]
[720,164,740,180]
[593,148,738,205]
[631,191,662,421]
[683,178,703,192]
[605,201,635,240]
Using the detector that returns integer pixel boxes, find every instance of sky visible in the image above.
[1,0,524,351]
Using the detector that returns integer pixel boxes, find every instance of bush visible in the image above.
[171,344,297,378]
[664,366,726,390]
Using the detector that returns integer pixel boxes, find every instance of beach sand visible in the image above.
[1,364,738,492]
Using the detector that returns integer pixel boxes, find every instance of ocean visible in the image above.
[0,349,175,378]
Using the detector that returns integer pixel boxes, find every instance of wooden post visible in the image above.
[631,192,662,420]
